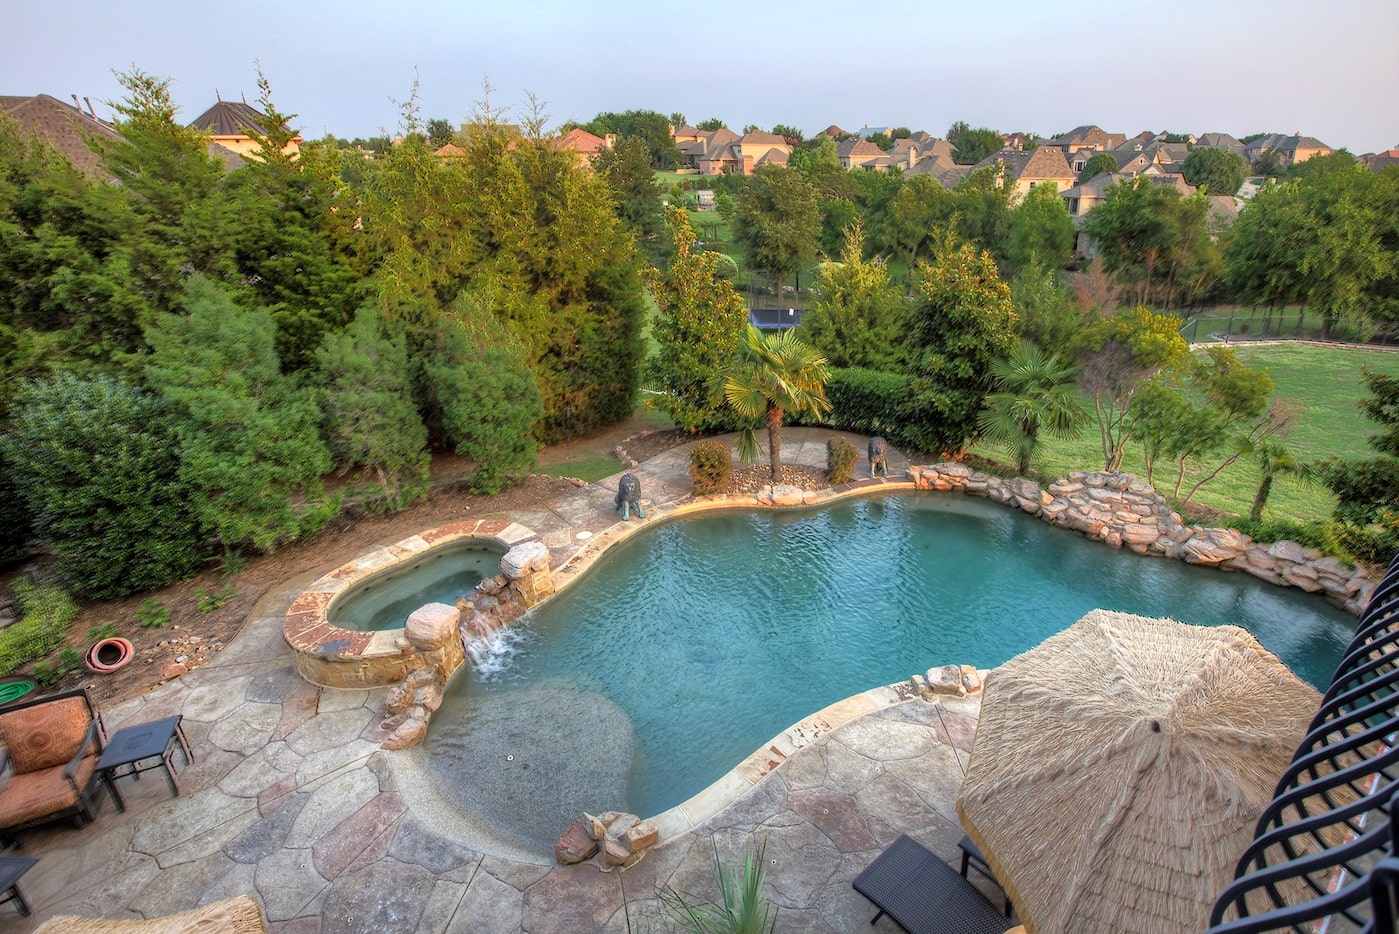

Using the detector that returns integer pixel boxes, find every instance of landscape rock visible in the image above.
[501,541,551,580]
[909,462,1376,615]
[555,819,599,865]
[405,603,459,650]
[927,664,966,697]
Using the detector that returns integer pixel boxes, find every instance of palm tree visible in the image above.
[1249,440,1313,520]
[976,340,1088,476]
[723,324,831,483]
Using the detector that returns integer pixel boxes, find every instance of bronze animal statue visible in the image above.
[869,437,889,478]
[615,472,645,521]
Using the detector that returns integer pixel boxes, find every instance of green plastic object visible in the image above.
[0,679,37,705]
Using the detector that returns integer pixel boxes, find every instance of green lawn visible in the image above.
[1180,307,1375,343]
[977,344,1399,524]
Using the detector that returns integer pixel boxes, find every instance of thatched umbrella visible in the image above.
[956,609,1321,934]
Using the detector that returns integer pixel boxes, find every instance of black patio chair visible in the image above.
[853,833,1014,934]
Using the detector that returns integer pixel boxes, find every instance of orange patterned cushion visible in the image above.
[0,697,92,774]
[0,754,95,828]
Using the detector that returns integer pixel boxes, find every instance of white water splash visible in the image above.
[466,627,533,679]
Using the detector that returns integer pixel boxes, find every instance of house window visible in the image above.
[1068,198,1080,215]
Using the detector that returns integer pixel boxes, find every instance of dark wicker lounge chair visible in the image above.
[853,834,1013,934]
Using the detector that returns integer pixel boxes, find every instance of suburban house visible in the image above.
[4,92,246,174]
[820,124,849,139]
[0,93,119,176]
[1045,124,1126,156]
[905,154,972,187]
[1195,132,1247,156]
[671,124,703,145]
[1060,172,1226,260]
[676,126,789,175]
[972,146,1077,197]
[837,136,888,170]
[1242,133,1332,168]
[1104,138,1191,177]
[188,98,301,160]
[1366,149,1399,173]
[552,127,613,169]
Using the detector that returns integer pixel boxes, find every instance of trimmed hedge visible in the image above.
[822,368,918,451]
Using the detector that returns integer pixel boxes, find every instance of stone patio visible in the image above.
[0,433,1009,932]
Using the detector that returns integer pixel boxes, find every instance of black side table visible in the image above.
[0,855,38,916]
[97,715,193,801]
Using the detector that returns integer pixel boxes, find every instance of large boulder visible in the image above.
[405,603,459,650]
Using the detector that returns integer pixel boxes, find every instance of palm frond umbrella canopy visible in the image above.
[956,610,1321,934]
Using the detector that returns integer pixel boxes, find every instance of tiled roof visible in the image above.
[188,100,271,137]
[0,93,119,176]
[822,124,848,137]
[755,148,789,166]
[434,143,466,158]
[554,127,607,153]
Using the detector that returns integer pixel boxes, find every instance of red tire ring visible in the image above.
[85,637,135,674]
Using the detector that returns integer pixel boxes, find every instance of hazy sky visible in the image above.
[6,0,1396,153]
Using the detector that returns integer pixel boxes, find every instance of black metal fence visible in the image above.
[1207,552,1399,933]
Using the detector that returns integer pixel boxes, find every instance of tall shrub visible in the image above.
[314,309,430,511]
[425,302,543,494]
[1,373,204,597]
[144,277,337,554]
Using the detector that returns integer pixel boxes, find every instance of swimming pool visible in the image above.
[422,493,1355,853]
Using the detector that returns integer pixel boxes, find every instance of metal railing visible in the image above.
[1207,552,1399,933]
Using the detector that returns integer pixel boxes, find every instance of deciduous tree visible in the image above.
[1181,147,1246,195]
[1077,152,1118,182]
[1006,182,1075,274]
[952,127,1004,165]
[904,244,1018,454]
[733,166,820,297]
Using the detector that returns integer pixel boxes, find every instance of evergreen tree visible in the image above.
[313,308,429,510]
[645,206,748,430]
[223,73,365,370]
[143,277,337,554]
[425,296,543,493]
[97,68,234,320]
[798,222,908,371]
[0,373,204,596]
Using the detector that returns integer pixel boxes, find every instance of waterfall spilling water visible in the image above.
[463,626,531,678]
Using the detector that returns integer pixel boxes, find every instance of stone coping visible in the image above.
[282,517,541,686]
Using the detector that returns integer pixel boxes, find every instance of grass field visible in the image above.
[976,344,1399,524]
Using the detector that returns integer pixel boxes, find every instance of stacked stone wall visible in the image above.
[910,464,1376,615]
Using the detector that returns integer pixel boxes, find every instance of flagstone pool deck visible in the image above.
[0,432,1003,933]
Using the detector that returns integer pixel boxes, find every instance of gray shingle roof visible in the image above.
[188,100,271,136]
[0,93,119,176]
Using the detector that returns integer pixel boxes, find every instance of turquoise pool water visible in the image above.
[425,493,1355,851]
[328,540,504,632]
